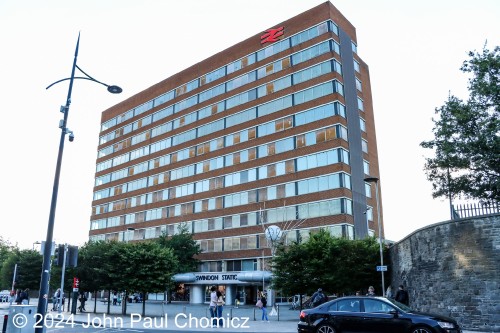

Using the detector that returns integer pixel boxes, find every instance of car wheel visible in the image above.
[411,326,434,333]
[316,324,336,333]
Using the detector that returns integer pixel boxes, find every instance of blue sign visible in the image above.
[376,265,387,272]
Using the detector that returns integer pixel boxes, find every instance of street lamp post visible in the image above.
[36,34,121,333]
[264,225,283,316]
[364,176,385,297]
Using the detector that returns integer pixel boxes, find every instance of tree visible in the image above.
[0,237,15,289]
[157,224,201,273]
[122,241,177,316]
[74,240,122,313]
[1,249,43,291]
[272,229,382,297]
[421,46,500,204]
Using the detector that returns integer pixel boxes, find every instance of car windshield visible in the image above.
[384,297,412,312]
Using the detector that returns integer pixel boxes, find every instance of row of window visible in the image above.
[95,78,346,175]
[90,197,352,244]
[100,20,339,133]
[94,117,348,201]
[98,52,341,158]
[94,133,371,231]
[91,169,351,227]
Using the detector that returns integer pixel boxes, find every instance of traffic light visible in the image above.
[54,244,65,267]
[53,244,78,267]
[68,246,78,267]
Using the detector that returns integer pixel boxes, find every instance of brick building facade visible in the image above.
[89,1,382,304]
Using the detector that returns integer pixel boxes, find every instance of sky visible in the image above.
[0,0,498,250]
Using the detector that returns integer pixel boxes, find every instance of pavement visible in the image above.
[0,299,492,332]
[1,299,296,332]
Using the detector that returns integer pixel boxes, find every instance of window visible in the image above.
[355,78,362,91]
[360,118,366,132]
[357,97,364,111]
[351,41,358,53]
[361,139,368,153]
[354,60,360,73]
[363,160,370,175]
[336,299,360,312]
[364,299,394,313]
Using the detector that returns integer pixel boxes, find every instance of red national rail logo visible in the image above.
[261,27,284,44]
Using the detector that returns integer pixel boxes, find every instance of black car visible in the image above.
[298,296,461,333]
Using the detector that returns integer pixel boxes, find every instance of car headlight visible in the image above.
[438,321,455,329]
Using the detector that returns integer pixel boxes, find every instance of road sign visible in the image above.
[376,265,387,272]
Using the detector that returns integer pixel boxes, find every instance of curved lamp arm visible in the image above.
[46,64,122,94]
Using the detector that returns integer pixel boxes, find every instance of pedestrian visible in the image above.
[395,285,409,305]
[15,290,22,305]
[52,288,61,311]
[22,289,30,304]
[209,286,218,328]
[216,290,225,325]
[366,286,375,296]
[234,291,240,308]
[112,292,118,305]
[386,286,393,299]
[311,288,326,307]
[260,292,269,322]
[78,292,87,312]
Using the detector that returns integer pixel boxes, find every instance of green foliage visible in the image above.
[421,45,500,203]
[272,230,383,296]
[74,240,121,292]
[122,241,177,293]
[0,237,16,289]
[75,240,177,296]
[157,224,201,273]
[0,249,42,291]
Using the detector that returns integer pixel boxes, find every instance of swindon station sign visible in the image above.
[194,273,239,284]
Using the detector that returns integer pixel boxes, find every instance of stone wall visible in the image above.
[389,214,500,332]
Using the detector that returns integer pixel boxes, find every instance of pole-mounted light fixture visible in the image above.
[364,176,385,297]
[36,33,121,333]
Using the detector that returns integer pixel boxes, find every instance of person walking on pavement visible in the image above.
[78,292,87,312]
[216,290,225,325]
[15,290,22,305]
[209,286,218,327]
[366,286,376,296]
[52,288,61,310]
[311,288,326,307]
[234,291,241,308]
[260,292,269,322]
[395,285,409,305]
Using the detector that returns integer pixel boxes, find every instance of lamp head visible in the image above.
[107,85,123,94]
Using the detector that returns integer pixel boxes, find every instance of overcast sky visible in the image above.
[1,0,498,250]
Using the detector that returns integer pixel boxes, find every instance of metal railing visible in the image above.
[453,202,499,219]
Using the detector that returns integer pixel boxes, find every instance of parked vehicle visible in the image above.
[0,290,11,302]
[128,293,142,303]
[298,296,461,333]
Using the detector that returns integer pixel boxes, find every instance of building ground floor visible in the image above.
[171,271,274,306]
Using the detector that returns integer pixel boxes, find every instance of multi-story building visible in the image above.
[89,1,383,304]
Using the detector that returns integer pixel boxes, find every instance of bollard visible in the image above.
[277,304,280,321]
[229,308,233,320]
[183,306,186,314]
[2,314,8,333]
[253,307,256,321]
